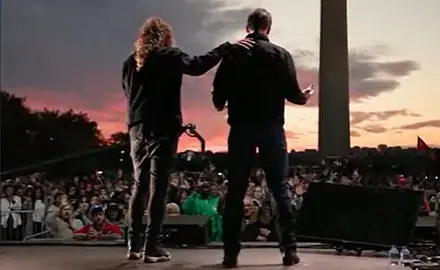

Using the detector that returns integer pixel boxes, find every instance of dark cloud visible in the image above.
[1,1,421,143]
[395,120,440,130]
[2,0,243,99]
[350,109,421,125]
[301,46,420,106]
[348,47,420,100]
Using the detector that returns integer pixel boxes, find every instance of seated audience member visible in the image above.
[181,181,221,241]
[240,197,260,241]
[45,191,68,231]
[73,205,122,241]
[74,196,91,225]
[166,203,181,216]
[106,203,124,224]
[105,202,125,238]
[252,185,265,205]
[244,200,278,242]
[47,203,84,239]
[181,182,219,216]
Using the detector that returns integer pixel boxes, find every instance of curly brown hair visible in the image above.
[133,17,173,71]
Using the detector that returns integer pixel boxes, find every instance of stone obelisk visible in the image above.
[318,0,351,156]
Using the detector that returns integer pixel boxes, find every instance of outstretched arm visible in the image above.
[173,42,232,76]
[173,38,254,77]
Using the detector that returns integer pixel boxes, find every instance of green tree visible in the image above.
[0,90,35,170]
[1,90,107,174]
[32,109,106,160]
[109,131,129,146]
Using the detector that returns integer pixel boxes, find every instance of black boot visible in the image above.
[282,250,300,266]
[222,248,239,269]
[222,255,238,269]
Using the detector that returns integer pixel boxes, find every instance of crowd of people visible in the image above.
[1,157,439,243]
[0,171,127,241]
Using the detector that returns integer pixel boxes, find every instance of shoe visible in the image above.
[127,252,143,260]
[127,232,145,260]
[282,250,300,266]
[222,255,238,268]
[144,246,171,263]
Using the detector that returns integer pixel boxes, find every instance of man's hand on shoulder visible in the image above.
[231,38,255,50]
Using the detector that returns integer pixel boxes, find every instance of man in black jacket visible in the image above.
[212,8,314,268]
[122,17,253,264]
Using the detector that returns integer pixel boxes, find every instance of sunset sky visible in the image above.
[3,0,440,151]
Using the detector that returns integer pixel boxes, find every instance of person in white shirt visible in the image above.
[1,183,23,241]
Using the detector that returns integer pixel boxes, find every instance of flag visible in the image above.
[417,136,437,161]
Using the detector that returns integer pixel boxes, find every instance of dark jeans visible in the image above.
[1,215,22,241]
[222,123,297,255]
[127,123,178,253]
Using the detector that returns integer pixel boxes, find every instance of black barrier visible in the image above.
[297,183,424,247]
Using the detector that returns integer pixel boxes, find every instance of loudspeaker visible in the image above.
[161,215,210,246]
[413,216,436,242]
[297,183,424,246]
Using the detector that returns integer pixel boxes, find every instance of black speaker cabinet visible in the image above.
[161,215,210,246]
[413,216,436,242]
[297,183,424,247]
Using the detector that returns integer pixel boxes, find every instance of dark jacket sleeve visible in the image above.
[281,50,308,105]
[171,42,232,76]
[122,58,128,90]
[121,57,131,97]
[211,56,232,111]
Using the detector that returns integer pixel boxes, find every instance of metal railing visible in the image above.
[0,209,125,244]
[0,210,47,242]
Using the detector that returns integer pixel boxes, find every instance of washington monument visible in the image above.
[318,0,351,156]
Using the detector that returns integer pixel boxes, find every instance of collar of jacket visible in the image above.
[246,32,269,41]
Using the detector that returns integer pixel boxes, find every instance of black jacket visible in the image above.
[212,33,307,126]
[122,43,232,134]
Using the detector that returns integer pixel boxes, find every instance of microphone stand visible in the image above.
[181,123,206,153]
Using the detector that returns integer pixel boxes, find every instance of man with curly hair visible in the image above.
[122,17,253,264]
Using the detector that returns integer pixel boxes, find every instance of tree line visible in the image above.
[1,90,130,175]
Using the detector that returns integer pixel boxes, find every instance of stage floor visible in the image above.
[1,246,387,270]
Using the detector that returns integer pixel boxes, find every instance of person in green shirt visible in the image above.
[180,181,222,241]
